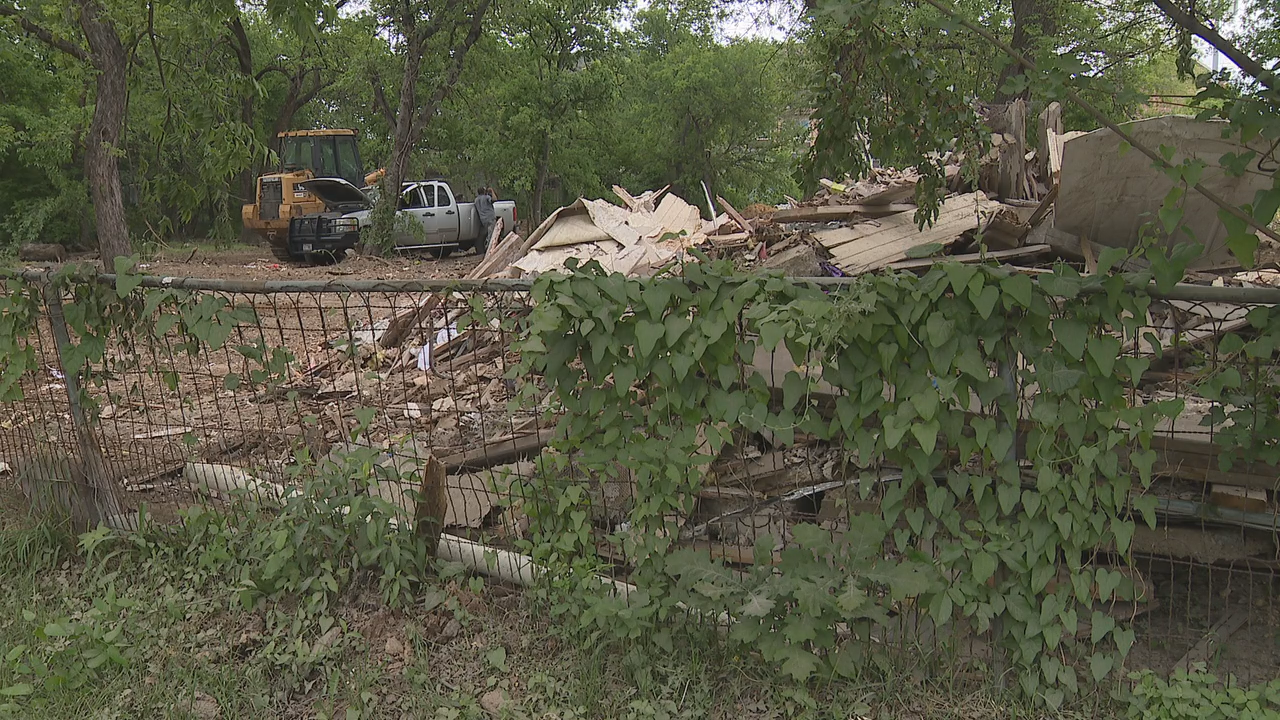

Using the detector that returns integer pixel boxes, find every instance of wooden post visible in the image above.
[1037,101,1062,180]
[40,281,126,530]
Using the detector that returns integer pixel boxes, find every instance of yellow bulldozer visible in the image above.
[242,129,385,258]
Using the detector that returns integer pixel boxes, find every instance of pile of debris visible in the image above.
[476,186,715,279]
[700,107,1279,286]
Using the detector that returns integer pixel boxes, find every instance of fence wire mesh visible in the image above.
[0,272,1277,685]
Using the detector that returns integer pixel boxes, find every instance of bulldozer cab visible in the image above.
[278,130,364,186]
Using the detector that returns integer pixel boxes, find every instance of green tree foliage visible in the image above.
[0,36,91,246]
[3,0,1243,252]
[612,2,807,208]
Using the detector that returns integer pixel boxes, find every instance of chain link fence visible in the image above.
[0,270,1277,684]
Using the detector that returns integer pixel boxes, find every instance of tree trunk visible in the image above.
[228,16,256,205]
[365,44,423,256]
[365,0,490,254]
[78,0,130,264]
[531,131,551,224]
[995,0,1057,102]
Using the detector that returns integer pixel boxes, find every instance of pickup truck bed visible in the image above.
[285,179,516,261]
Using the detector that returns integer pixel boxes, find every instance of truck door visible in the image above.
[395,184,431,246]
[432,184,460,244]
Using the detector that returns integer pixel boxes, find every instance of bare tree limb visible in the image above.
[914,0,1280,247]
[0,3,90,61]
[1150,0,1275,91]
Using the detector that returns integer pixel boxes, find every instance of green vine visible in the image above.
[515,255,1193,705]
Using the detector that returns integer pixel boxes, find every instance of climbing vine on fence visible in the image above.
[0,259,297,411]
[514,253,1194,705]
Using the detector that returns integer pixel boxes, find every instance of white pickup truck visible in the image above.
[285,178,517,260]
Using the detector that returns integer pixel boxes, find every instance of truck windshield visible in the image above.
[280,135,364,185]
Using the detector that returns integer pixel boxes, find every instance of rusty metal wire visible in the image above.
[0,274,1277,684]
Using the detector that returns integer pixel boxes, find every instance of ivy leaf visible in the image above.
[1089,653,1115,682]
[1053,318,1088,360]
[1096,567,1123,601]
[905,242,945,259]
[944,263,978,294]
[1090,611,1116,644]
[1132,494,1159,528]
[925,313,954,347]
[782,372,808,410]
[971,552,997,584]
[910,390,939,421]
[643,283,674,319]
[997,483,1019,515]
[1039,270,1082,298]
[1130,449,1157,486]
[664,314,692,345]
[1114,626,1136,656]
[1096,246,1129,275]
[1159,204,1184,234]
[759,322,786,350]
[971,284,1000,320]
[1112,519,1135,555]
[1253,186,1280,225]
[613,363,637,397]
[883,415,908,449]
[1217,208,1258,270]
[1000,274,1033,308]
[1219,150,1256,177]
[910,420,939,455]
[1087,335,1120,377]
[635,320,664,358]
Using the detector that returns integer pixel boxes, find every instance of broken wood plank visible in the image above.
[1210,484,1269,513]
[887,244,1051,271]
[1081,235,1098,274]
[1028,223,1082,260]
[980,214,1030,250]
[439,432,549,474]
[1132,525,1274,566]
[612,185,642,211]
[816,192,1002,274]
[857,181,918,206]
[445,461,532,528]
[379,294,445,349]
[1023,184,1058,231]
[1173,610,1249,674]
[767,203,915,224]
[716,196,753,234]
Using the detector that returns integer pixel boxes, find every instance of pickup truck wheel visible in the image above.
[429,246,454,260]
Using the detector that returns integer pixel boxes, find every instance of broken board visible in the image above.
[815,192,1002,274]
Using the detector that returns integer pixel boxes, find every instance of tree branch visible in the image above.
[1150,0,1275,91]
[915,0,1280,246]
[255,65,291,81]
[369,70,396,126]
[414,0,491,128]
[0,3,90,61]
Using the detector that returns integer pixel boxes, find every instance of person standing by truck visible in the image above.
[474,186,496,255]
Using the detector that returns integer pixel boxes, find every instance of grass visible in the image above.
[0,520,1079,720]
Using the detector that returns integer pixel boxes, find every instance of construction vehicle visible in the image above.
[241,129,385,258]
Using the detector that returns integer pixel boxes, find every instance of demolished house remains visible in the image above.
[5,105,1279,675]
